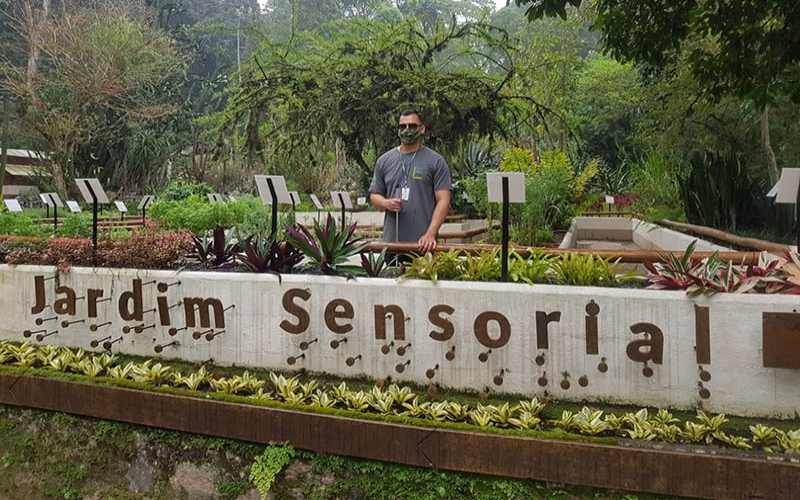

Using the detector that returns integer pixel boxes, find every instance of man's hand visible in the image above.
[384,198,403,212]
[418,232,437,253]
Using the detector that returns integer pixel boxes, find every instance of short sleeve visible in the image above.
[369,160,386,196]
[432,157,452,191]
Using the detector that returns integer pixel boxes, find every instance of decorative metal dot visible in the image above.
[537,375,548,387]
[699,387,711,399]
[642,366,654,378]
[493,375,504,386]
[535,355,545,366]
[578,376,589,387]
[699,370,711,382]
[157,283,168,293]
[560,379,570,390]
[585,300,600,316]
[598,362,608,373]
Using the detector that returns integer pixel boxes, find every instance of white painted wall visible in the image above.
[1,265,797,417]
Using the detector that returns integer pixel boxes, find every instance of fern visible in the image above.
[249,443,295,498]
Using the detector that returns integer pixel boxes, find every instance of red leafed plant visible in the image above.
[99,229,194,269]
[645,241,800,295]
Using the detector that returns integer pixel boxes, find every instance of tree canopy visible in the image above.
[216,16,519,186]
[514,0,800,104]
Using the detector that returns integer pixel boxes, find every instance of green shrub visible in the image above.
[56,212,94,238]
[159,181,214,201]
[0,212,49,238]
[463,149,597,246]
[627,149,682,207]
[234,196,296,239]
[148,195,250,234]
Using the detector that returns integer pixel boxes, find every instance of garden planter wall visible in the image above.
[2,264,798,417]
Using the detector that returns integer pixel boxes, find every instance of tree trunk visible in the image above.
[760,104,779,185]
[0,93,8,199]
[25,0,51,99]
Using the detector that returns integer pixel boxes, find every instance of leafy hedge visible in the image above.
[2,227,193,271]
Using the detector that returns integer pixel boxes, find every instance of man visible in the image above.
[369,110,452,253]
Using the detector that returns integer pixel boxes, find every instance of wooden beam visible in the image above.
[0,374,797,500]
[659,219,791,253]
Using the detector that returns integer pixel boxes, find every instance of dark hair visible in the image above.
[399,109,424,124]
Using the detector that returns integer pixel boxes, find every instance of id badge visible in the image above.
[401,187,410,201]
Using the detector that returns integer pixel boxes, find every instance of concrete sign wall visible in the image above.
[2,265,798,417]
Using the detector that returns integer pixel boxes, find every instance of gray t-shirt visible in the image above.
[369,146,452,242]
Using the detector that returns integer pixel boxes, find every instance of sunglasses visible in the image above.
[398,123,420,131]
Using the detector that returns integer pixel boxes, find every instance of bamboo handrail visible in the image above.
[659,219,791,253]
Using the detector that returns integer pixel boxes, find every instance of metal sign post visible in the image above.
[75,179,110,267]
[310,194,324,223]
[41,193,64,233]
[487,172,526,282]
[255,175,291,236]
[138,195,154,224]
[289,191,300,211]
[115,200,128,222]
[330,191,353,228]
[774,168,800,250]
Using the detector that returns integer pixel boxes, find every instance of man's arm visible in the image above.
[418,189,451,253]
[370,193,402,212]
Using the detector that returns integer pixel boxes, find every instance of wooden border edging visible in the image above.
[0,374,797,499]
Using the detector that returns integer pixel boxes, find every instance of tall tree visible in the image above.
[513,0,800,183]
[0,2,184,195]
[217,17,518,186]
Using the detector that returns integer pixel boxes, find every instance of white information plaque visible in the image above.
[486,172,525,203]
[255,175,292,205]
[75,178,110,204]
[3,199,22,212]
[330,191,353,209]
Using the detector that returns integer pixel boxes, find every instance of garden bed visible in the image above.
[2,263,799,417]
[0,371,798,500]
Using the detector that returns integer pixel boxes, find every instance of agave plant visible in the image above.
[285,214,368,276]
[193,227,240,267]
